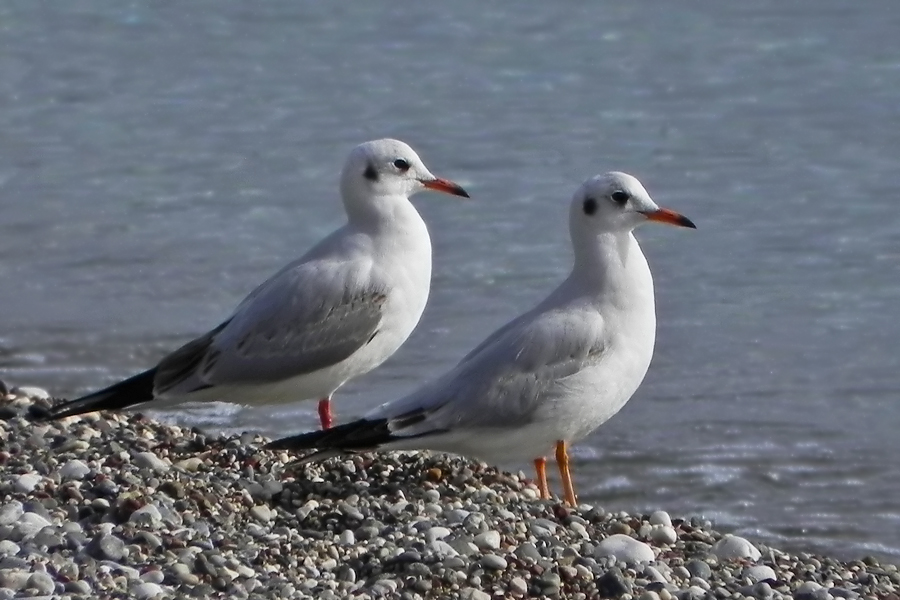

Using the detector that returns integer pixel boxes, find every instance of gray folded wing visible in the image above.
[372,308,606,434]
[153,262,388,396]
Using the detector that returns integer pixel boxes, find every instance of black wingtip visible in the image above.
[44,368,156,420]
[266,417,394,453]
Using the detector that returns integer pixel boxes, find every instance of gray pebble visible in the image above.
[481,554,508,570]
[87,533,126,562]
[710,535,761,561]
[249,505,273,523]
[743,565,777,582]
[132,452,170,473]
[474,530,501,550]
[13,473,41,493]
[649,511,673,527]
[460,587,491,600]
[0,504,23,527]
[13,513,52,540]
[686,560,712,580]
[26,571,55,595]
[132,581,164,599]
[0,569,29,590]
[59,459,91,481]
[595,534,655,564]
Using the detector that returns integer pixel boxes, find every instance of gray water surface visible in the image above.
[2,2,900,560]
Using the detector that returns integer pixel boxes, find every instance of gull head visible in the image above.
[340,139,469,210]
[570,171,695,237]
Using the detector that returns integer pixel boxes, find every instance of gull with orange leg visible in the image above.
[44,139,469,429]
[267,171,694,505]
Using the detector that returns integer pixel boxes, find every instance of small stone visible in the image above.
[710,535,761,561]
[87,533,127,562]
[743,565,777,582]
[132,452,170,473]
[429,540,458,559]
[130,504,163,529]
[753,582,774,599]
[132,581,164,599]
[65,580,93,594]
[474,530,501,550]
[14,512,52,539]
[249,505,273,523]
[338,530,355,545]
[510,576,528,595]
[650,525,678,545]
[514,542,542,562]
[59,459,91,481]
[0,541,19,557]
[426,526,452,543]
[649,511,672,527]
[14,386,50,400]
[14,473,41,493]
[597,568,631,597]
[26,571,55,595]
[481,554,508,571]
[460,587,491,600]
[0,503,23,527]
[0,569,30,590]
[686,560,712,580]
[595,534,655,564]
[174,457,203,472]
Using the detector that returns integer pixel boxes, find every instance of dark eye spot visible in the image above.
[611,190,629,205]
[363,163,378,181]
[583,198,597,215]
[393,158,410,172]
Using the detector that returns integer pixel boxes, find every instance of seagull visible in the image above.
[45,138,470,428]
[266,171,694,506]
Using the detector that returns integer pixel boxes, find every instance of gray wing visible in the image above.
[371,306,606,434]
[153,260,387,395]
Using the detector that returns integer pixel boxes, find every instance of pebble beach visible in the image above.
[0,385,897,600]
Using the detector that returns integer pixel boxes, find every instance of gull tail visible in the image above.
[265,409,439,462]
[44,369,156,420]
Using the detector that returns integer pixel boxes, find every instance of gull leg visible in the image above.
[533,457,550,499]
[556,440,577,507]
[317,396,334,430]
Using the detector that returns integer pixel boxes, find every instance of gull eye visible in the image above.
[610,190,630,205]
[583,198,597,215]
[393,158,410,172]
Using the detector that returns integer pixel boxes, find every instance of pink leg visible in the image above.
[317,397,333,430]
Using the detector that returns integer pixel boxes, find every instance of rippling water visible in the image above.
[2,1,900,560]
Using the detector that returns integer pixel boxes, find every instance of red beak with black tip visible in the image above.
[642,208,696,229]
[422,177,470,199]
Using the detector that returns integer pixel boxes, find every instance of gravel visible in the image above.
[0,384,897,600]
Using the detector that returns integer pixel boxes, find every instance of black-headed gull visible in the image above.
[46,138,469,429]
[267,171,694,505]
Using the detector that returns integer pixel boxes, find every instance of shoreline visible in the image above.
[1,386,897,599]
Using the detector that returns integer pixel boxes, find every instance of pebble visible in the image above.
[132,452,170,473]
[13,474,41,494]
[132,581,164,599]
[595,534,656,564]
[743,565,777,582]
[59,459,91,481]
[474,530,501,550]
[0,388,894,600]
[481,554,508,570]
[710,535,762,561]
[649,511,672,527]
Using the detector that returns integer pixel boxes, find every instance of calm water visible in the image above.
[2,2,900,560]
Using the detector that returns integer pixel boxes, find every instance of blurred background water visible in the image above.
[2,1,899,560]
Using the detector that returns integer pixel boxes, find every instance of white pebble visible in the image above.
[13,386,50,400]
[710,535,761,561]
[595,534,655,564]
[60,459,91,481]
[743,565,777,582]
[131,581,164,599]
[132,452,170,473]
[249,505,273,523]
[649,510,672,527]
[14,473,41,493]
[650,525,678,546]
[474,530,501,550]
[130,504,163,529]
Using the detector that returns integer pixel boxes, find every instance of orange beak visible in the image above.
[643,208,696,229]
[421,177,470,198]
